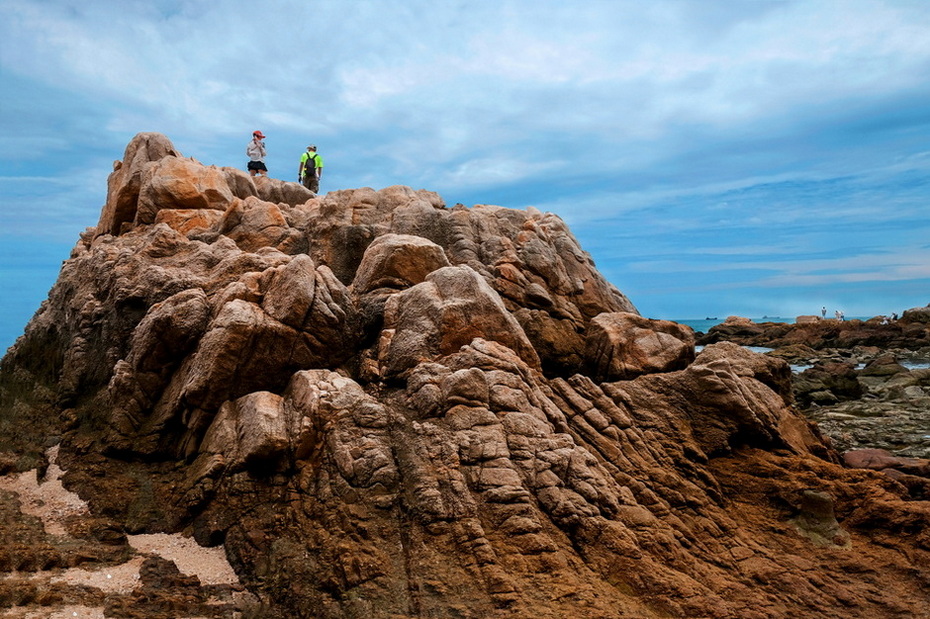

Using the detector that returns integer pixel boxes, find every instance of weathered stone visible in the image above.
[790,490,850,548]
[261,254,317,329]
[351,233,451,294]
[252,174,316,206]
[154,208,225,236]
[200,391,288,470]
[699,314,930,349]
[218,196,299,253]
[95,132,181,237]
[3,132,930,619]
[903,304,930,324]
[843,448,930,478]
[794,361,863,407]
[584,312,694,380]
[382,265,541,375]
[860,354,908,377]
[136,157,238,224]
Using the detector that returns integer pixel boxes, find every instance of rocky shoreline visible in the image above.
[698,312,930,495]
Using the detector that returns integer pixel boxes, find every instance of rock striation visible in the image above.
[1,133,929,618]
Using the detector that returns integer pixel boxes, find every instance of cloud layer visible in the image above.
[2,0,930,350]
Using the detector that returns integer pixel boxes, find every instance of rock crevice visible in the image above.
[1,133,928,619]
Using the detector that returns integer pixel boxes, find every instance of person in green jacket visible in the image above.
[299,145,323,193]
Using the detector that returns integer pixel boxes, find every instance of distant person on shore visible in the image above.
[299,145,323,193]
[246,130,268,177]
[834,310,841,321]
[821,306,827,318]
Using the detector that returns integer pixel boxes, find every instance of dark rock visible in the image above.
[793,362,863,407]
[860,354,908,377]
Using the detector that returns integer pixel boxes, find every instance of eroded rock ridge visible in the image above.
[1,133,928,618]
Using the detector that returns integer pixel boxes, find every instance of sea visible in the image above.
[674,317,797,334]
[674,316,881,334]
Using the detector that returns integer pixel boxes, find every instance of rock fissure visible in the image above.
[1,133,929,618]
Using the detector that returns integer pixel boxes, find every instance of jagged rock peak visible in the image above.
[0,133,928,619]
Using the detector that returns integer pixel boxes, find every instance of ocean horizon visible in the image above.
[672,316,875,334]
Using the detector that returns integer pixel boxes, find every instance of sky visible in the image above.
[1,0,930,353]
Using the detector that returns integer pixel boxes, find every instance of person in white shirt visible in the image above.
[246,130,268,177]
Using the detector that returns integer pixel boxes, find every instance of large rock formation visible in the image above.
[1,134,928,618]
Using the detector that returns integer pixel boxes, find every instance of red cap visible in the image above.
[253,130,265,138]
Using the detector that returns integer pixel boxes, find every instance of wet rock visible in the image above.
[860,354,908,377]
[843,448,930,478]
[793,362,863,407]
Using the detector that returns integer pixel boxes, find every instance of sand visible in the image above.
[0,446,243,617]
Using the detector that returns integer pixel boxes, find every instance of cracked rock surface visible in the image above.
[1,133,928,618]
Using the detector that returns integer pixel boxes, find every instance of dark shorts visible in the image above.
[303,173,319,193]
[247,160,267,172]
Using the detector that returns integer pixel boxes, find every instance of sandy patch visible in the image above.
[0,445,88,536]
[49,556,146,594]
[128,533,239,585]
[20,605,106,619]
[0,445,243,591]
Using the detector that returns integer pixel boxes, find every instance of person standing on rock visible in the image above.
[299,145,323,193]
[246,130,268,177]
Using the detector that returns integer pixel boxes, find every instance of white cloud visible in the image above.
[4,0,930,153]
[3,0,930,326]
[431,155,558,190]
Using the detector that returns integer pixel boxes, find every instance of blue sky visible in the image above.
[2,0,930,353]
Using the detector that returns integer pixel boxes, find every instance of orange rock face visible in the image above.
[1,133,928,618]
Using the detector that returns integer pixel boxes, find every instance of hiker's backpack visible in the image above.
[304,152,318,174]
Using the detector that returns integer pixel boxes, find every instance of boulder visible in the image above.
[793,361,863,407]
[382,265,541,376]
[252,174,316,206]
[95,132,181,238]
[860,354,908,377]
[218,196,304,253]
[701,316,764,343]
[136,157,238,224]
[902,304,930,324]
[199,391,289,471]
[843,448,930,478]
[584,312,694,381]
[350,233,451,294]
